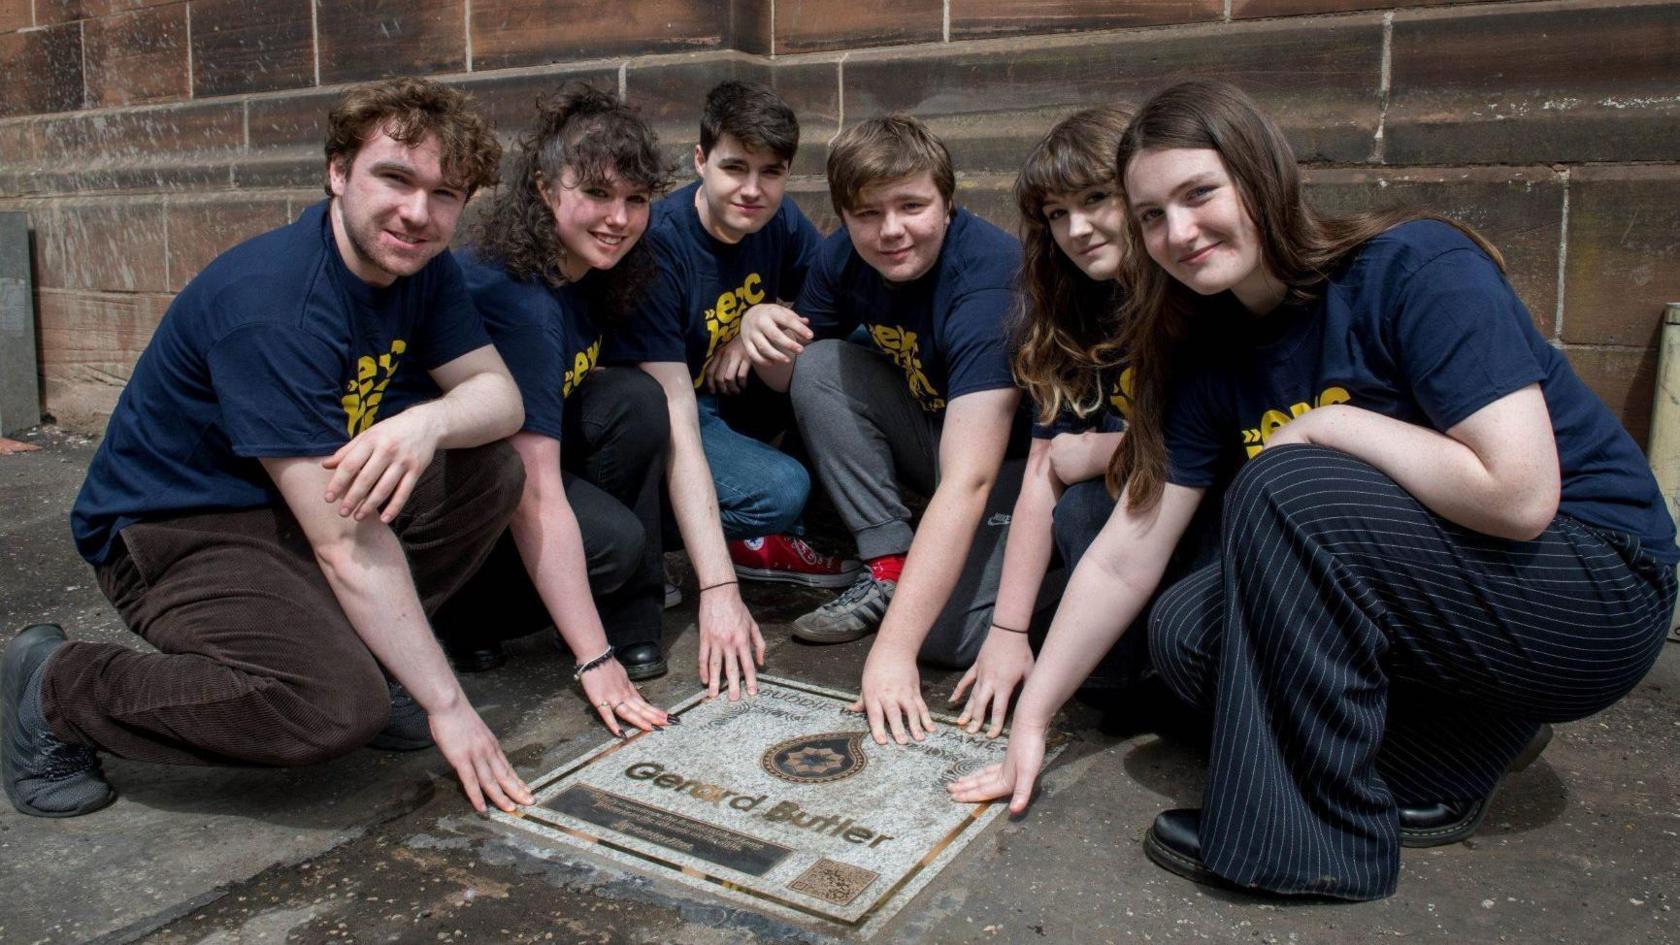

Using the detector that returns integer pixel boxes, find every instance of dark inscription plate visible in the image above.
[545,785,794,877]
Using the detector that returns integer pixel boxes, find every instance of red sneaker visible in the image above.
[728,535,861,589]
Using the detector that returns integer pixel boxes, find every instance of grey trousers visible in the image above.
[790,338,1046,668]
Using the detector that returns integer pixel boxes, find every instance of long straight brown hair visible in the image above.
[1011,106,1132,429]
[1106,79,1504,508]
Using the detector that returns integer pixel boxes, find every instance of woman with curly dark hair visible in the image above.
[954,80,1676,901]
[431,83,680,735]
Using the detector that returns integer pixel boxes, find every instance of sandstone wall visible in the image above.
[1,0,1676,439]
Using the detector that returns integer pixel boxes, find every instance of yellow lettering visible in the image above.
[1318,386,1351,408]
[741,272,764,305]
[716,291,738,322]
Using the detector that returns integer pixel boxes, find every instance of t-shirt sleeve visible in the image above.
[778,201,822,304]
[796,235,858,341]
[415,253,493,370]
[471,277,568,441]
[1162,367,1231,489]
[1391,247,1546,431]
[208,323,352,457]
[603,233,692,365]
[942,285,1018,400]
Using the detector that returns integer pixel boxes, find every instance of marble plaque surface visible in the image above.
[492,675,1049,937]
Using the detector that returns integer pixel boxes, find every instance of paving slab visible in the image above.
[1,427,1678,945]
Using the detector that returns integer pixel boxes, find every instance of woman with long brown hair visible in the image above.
[952,79,1677,900]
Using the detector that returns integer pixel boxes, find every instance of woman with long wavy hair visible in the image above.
[430,83,680,734]
[952,79,1677,901]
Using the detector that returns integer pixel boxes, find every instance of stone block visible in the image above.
[1387,0,1680,165]
[0,23,84,118]
[1562,165,1680,348]
[1232,0,1472,16]
[773,0,942,54]
[84,5,190,108]
[38,0,176,21]
[192,0,315,98]
[470,0,725,70]
[317,0,467,86]
[0,1,32,32]
[1564,345,1657,447]
[951,0,1220,40]
[248,88,341,151]
[841,16,1384,174]
[730,0,773,55]
[0,212,41,435]
[32,201,168,292]
[30,100,245,167]
[1303,166,1564,336]
[451,67,622,141]
[165,196,293,291]
[37,287,173,428]
[625,55,841,181]
[231,151,323,190]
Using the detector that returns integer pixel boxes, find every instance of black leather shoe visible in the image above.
[1143,809,1235,890]
[617,642,667,681]
[1399,723,1553,848]
[444,641,505,674]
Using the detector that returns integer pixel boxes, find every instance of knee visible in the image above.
[276,672,390,765]
[1147,580,1207,702]
[591,370,671,461]
[468,440,527,518]
[1221,444,1358,546]
[732,458,810,537]
[1052,480,1114,563]
[586,510,648,596]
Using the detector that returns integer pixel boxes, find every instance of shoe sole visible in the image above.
[790,623,878,644]
[623,659,669,682]
[3,625,118,817]
[1142,826,1233,890]
[734,565,862,590]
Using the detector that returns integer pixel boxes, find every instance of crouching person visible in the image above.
[2,77,534,817]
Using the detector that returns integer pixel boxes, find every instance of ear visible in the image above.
[326,155,349,196]
[693,143,706,177]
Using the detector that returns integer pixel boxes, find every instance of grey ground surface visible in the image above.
[1,426,1676,945]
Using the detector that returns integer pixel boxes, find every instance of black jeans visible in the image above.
[434,368,669,652]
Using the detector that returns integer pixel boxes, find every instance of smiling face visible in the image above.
[328,128,465,287]
[1123,146,1285,314]
[544,167,652,281]
[841,171,951,284]
[1042,183,1126,282]
[694,133,789,244]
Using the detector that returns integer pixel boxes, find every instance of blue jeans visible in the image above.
[696,393,810,541]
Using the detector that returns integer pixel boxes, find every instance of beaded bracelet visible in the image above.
[573,644,616,680]
[990,621,1029,635]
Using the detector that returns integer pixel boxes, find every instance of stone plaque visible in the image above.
[492,675,1053,937]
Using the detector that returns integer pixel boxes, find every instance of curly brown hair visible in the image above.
[1010,106,1132,434]
[469,82,675,321]
[322,76,500,198]
[1108,79,1504,509]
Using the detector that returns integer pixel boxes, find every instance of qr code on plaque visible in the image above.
[787,858,880,906]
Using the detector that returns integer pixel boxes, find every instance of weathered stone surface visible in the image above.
[38,0,176,21]
[83,5,190,108]
[1562,165,1680,348]
[317,0,466,86]
[1387,0,1680,165]
[32,201,168,292]
[842,16,1384,174]
[951,0,1220,39]
[27,101,245,168]
[1565,345,1658,446]
[470,0,725,70]
[1304,166,1565,336]
[451,67,622,141]
[1232,0,1479,16]
[772,0,943,54]
[165,196,293,291]
[0,1,33,32]
[0,23,83,118]
[37,287,172,426]
[192,0,316,98]
[625,55,841,181]
[248,88,341,151]
[730,0,773,55]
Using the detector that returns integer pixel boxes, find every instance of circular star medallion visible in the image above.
[761,732,870,784]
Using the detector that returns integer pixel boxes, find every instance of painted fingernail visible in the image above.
[666,715,682,725]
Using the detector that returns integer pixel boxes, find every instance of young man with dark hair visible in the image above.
[1,77,534,817]
[741,114,1042,745]
[609,80,857,699]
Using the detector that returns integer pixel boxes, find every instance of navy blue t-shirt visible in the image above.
[70,201,489,565]
[1163,220,1679,564]
[799,209,1021,414]
[454,248,602,442]
[606,180,821,385]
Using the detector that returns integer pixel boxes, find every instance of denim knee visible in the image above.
[719,455,810,539]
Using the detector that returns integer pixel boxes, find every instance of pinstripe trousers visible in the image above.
[1148,445,1676,900]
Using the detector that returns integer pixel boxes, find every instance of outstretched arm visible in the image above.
[264,454,533,813]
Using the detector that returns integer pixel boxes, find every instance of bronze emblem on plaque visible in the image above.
[788,857,880,906]
[762,732,870,784]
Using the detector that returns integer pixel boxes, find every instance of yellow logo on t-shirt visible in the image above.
[1111,366,1135,420]
[564,337,602,398]
[697,272,766,385]
[1239,386,1350,457]
[342,339,407,436]
[868,323,944,412]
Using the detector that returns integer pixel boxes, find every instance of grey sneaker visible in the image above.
[2,624,116,817]
[367,679,432,752]
[790,574,896,644]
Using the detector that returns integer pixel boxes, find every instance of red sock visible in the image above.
[866,554,906,584]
